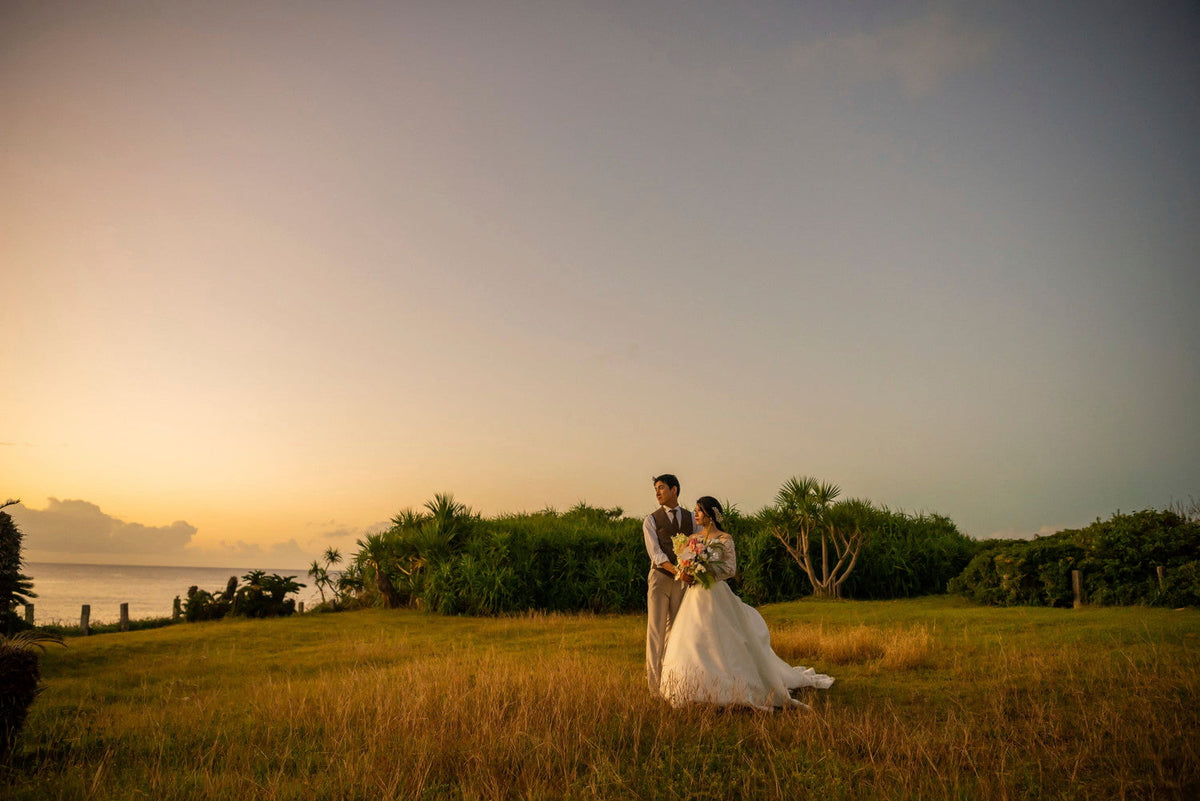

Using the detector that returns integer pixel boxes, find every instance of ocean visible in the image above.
[22,562,324,625]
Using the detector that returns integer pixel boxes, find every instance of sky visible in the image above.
[3,1,1198,569]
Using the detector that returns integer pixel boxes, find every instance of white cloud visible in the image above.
[789,12,997,98]
[11,498,197,555]
[9,499,384,569]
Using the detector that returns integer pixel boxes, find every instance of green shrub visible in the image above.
[0,630,64,758]
[0,501,35,636]
[1157,560,1200,607]
[231,572,303,618]
[347,494,978,614]
[948,508,1200,607]
[736,525,812,605]
[183,573,304,622]
[839,511,976,600]
[183,587,230,622]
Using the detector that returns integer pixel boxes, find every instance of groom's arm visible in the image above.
[643,515,676,575]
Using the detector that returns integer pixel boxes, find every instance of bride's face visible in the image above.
[694,505,708,526]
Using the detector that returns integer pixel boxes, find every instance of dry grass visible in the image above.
[3,598,1197,800]
[773,622,936,669]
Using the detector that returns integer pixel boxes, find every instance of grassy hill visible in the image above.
[5,597,1198,800]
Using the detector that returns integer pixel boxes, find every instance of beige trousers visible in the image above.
[646,568,686,694]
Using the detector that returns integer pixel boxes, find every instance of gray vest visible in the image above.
[652,507,693,566]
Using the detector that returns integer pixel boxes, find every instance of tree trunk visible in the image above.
[375,569,402,609]
[821,533,829,587]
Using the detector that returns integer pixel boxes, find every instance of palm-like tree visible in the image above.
[308,548,343,605]
[1,499,36,636]
[357,532,403,608]
[821,498,874,598]
[422,493,473,554]
[770,476,870,598]
[0,629,64,758]
[308,560,328,604]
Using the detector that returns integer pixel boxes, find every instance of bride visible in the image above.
[659,496,834,710]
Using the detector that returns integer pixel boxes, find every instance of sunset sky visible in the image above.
[3,1,1198,568]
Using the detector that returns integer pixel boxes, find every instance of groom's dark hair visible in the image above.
[652,474,680,493]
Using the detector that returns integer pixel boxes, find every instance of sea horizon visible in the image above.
[22,562,324,626]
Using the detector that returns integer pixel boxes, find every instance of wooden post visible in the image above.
[298,601,305,614]
[1157,565,1166,589]
[1071,570,1084,608]
[81,604,91,635]
[24,603,34,625]
[120,603,130,632]
[173,596,182,620]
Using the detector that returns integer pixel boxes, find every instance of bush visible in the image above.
[183,573,304,622]
[348,494,976,615]
[0,630,64,758]
[1157,561,1200,607]
[740,506,975,605]
[0,501,35,636]
[948,508,1200,607]
[232,572,303,618]
[419,508,646,615]
[736,525,812,606]
[839,511,976,600]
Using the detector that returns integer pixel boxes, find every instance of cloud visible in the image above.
[9,499,386,569]
[187,538,314,571]
[11,498,197,555]
[789,12,996,98]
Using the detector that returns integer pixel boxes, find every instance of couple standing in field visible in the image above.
[642,474,834,710]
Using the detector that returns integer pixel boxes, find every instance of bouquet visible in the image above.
[671,532,728,590]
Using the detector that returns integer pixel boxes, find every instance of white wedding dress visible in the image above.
[659,533,834,710]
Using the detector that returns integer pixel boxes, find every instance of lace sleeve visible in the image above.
[715,534,736,581]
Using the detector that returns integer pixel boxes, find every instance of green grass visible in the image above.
[35,615,180,638]
[3,597,1197,800]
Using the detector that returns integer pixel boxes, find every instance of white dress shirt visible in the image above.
[643,505,698,568]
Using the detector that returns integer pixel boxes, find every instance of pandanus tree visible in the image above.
[1,499,35,636]
[308,547,342,605]
[366,493,476,609]
[356,532,405,609]
[768,477,872,599]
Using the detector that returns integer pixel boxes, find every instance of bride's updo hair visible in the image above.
[696,496,725,532]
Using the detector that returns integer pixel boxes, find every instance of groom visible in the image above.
[643,473,697,695]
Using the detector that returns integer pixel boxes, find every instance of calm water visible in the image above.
[24,563,322,625]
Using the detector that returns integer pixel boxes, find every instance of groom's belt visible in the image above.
[654,564,674,577]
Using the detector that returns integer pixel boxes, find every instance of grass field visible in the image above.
[3,597,1197,800]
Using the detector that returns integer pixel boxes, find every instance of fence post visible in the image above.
[24,603,33,625]
[120,603,130,632]
[1157,565,1166,590]
[81,604,91,635]
[1071,570,1084,608]
[298,601,305,614]
[173,596,182,620]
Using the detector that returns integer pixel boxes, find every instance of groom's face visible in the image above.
[654,481,679,508]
